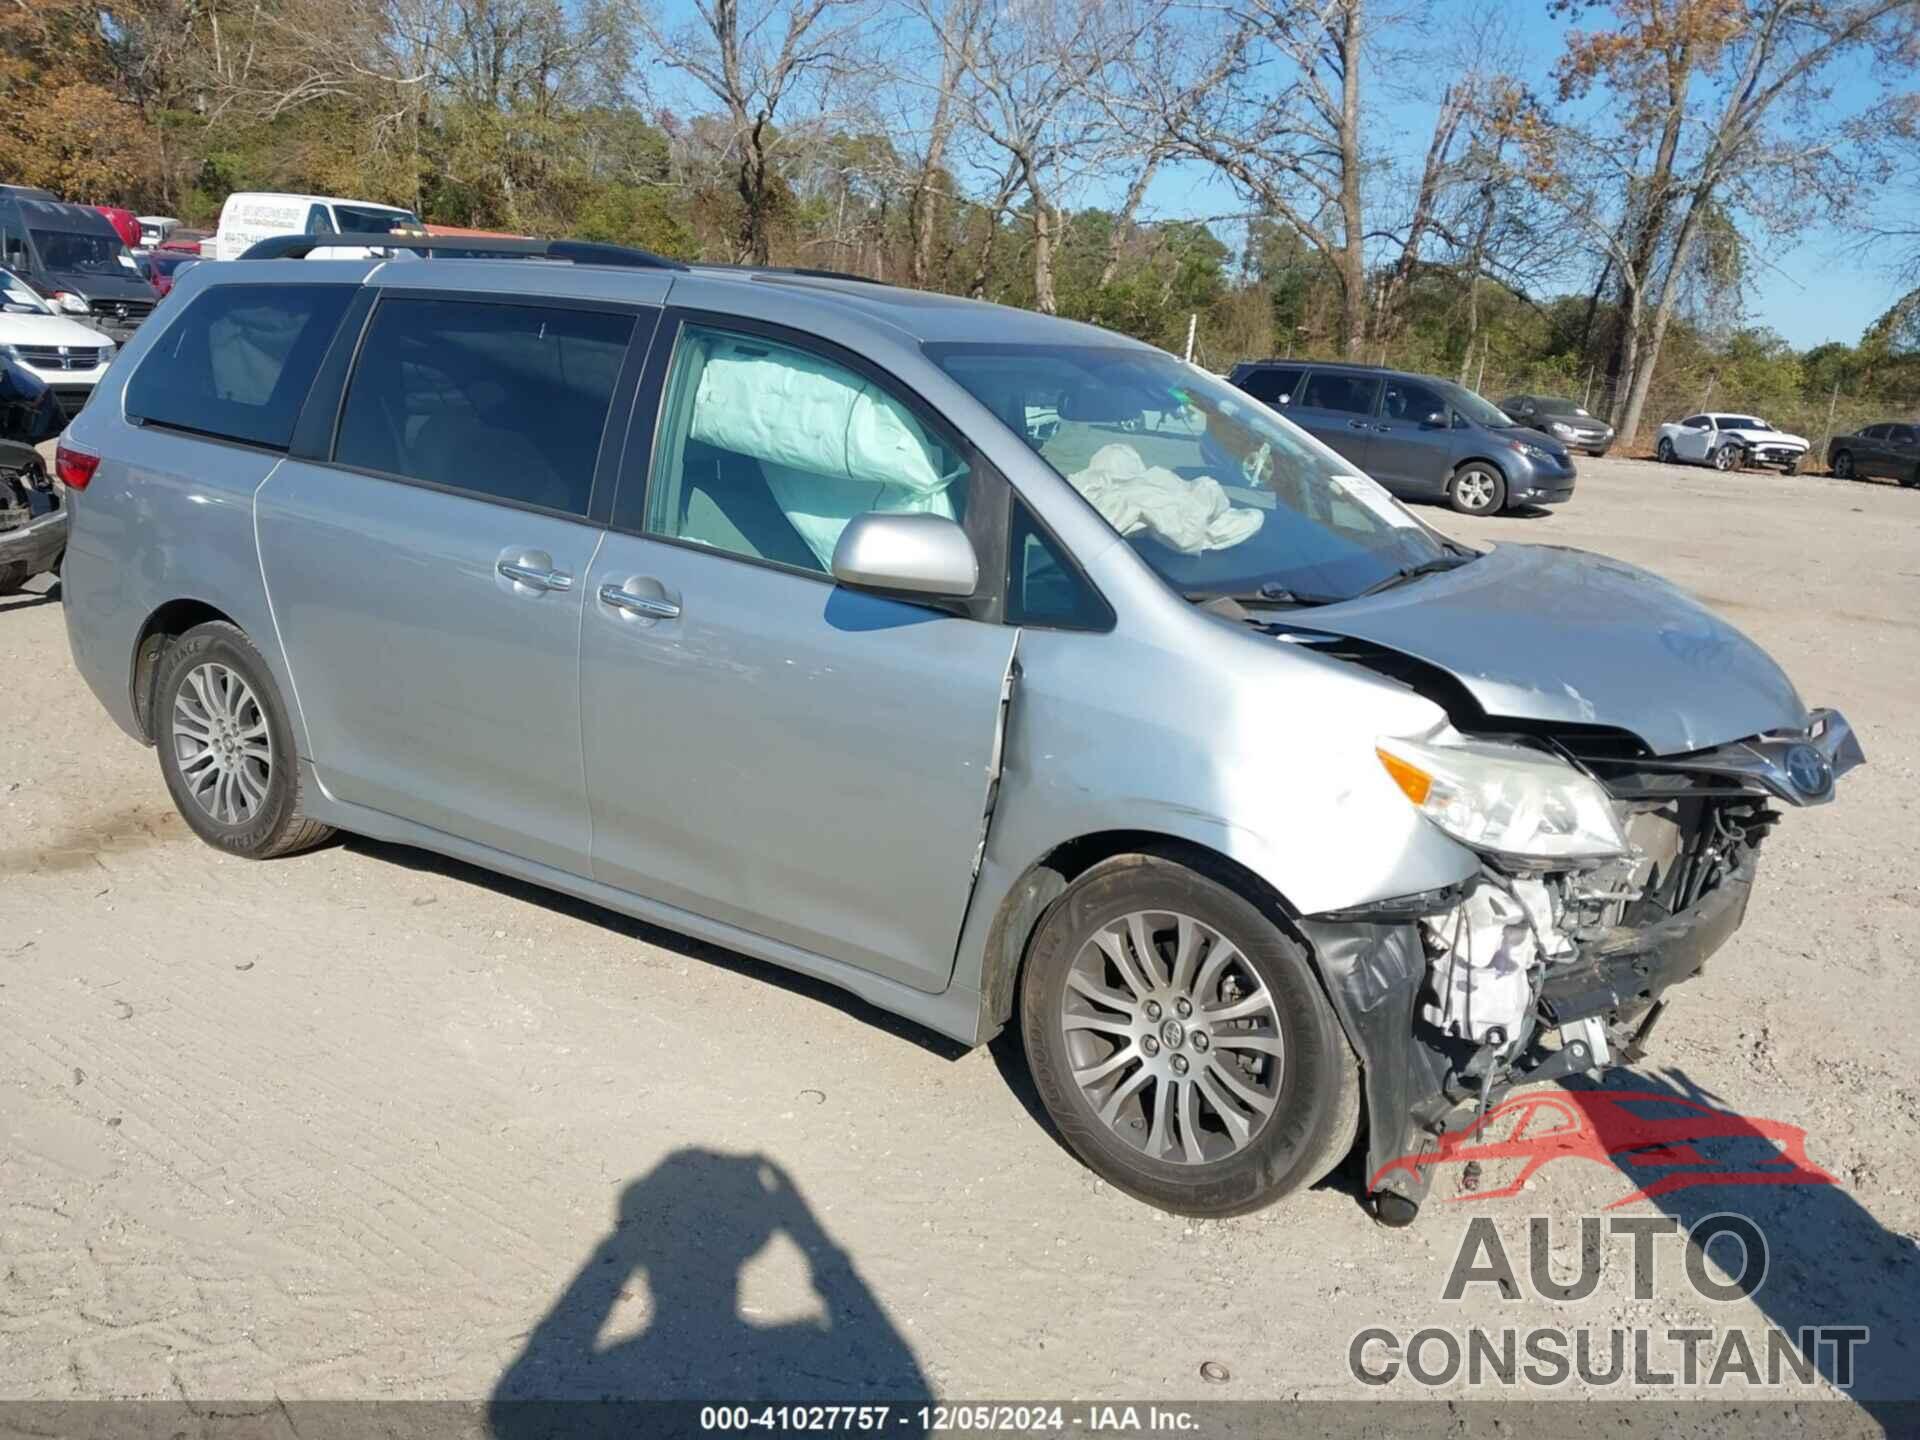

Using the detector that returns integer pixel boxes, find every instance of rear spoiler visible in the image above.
[237,232,688,272]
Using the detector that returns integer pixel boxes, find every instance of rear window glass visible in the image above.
[1297,371,1381,416]
[126,283,355,449]
[333,296,634,517]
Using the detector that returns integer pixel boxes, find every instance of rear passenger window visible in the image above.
[1298,372,1382,416]
[1238,367,1302,406]
[334,297,635,517]
[642,323,969,576]
[125,283,354,449]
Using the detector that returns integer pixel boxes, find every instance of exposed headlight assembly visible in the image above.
[1376,735,1629,864]
[1549,421,1575,437]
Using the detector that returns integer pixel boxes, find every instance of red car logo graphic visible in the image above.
[1372,1090,1835,1207]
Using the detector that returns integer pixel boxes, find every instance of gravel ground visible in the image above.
[1,453,1916,1423]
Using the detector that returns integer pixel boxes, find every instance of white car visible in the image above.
[1654,411,1809,474]
[0,267,116,424]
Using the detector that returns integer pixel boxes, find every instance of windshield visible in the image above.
[928,342,1457,604]
[0,268,51,314]
[1445,384,1514,427]
[1536,397,1591,417]
[30,227,135,275]
[1719,415,1767,431]
[334,204,419,233]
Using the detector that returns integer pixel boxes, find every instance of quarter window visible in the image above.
[1297,371,1382,416]
[1008,500,1110,630]
[642,323,970,576]
[125,283,356,449]
[333,296,635,517]
[1891,425,1915,445]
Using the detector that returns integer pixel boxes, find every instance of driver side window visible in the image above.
[642,323,970,577]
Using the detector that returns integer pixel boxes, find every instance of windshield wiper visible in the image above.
[1353,555,1474,599]
[1186,580,1344,608]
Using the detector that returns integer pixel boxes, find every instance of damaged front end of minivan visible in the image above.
[1296,710,1862,1223]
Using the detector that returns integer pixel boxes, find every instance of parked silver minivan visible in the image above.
[59,235,1861,1222]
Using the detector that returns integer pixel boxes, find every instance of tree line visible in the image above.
[3,0,1918,440]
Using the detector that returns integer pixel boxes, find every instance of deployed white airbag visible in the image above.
[689,337,962,566]
[1067,443,1263,555]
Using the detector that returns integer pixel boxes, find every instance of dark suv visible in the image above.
[1229,361,1576,514]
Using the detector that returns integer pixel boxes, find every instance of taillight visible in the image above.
[55,443,100,490]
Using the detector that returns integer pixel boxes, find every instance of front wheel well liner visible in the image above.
[131,599,238,741]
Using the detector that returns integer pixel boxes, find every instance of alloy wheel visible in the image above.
[1060,910,1285,1165]
[172,662,272,825]
[1455,470,1497,511]
[1714,445,1737,471]
[1833,451,1853,479]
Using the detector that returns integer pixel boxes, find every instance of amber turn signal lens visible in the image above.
[1375,746,1432,806]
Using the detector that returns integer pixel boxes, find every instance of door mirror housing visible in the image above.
[1422,410,1449,428]
[831,512,979,598]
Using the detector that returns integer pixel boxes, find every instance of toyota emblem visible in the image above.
[1783,744,1831,797]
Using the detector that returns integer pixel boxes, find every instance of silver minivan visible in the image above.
[59,234,1861,1222]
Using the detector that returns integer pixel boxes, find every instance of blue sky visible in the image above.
[642,0,1908,349]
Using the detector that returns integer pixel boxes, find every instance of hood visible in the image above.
[1538,413,1614,437]
[0,311,114,348]
[1726,428,1807,449]
[40,265,153,302]
[1295,544,1809,756]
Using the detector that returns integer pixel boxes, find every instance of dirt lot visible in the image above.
[2,454,1917,1422]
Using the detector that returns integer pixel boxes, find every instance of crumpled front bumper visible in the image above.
[0,504,66,574]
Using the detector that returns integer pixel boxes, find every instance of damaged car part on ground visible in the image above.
[0,355,65,594]
[57,233,1861,1224]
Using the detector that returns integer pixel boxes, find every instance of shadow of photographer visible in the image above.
[490,1148,930,1438]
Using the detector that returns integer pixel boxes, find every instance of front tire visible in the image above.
[1656,437,1676,463]
[1447,463,1506,515]
[1713,442,1742,472]
[1830,450,1853,479]
[155,621,334,859]
[1782,457,1801,476]
[1020,854,1361,1217]
[0,561,26,595]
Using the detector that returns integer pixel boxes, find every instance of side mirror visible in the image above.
[1422,411,1449,428]
[831,512,978,598]
[1276,392,1291,405]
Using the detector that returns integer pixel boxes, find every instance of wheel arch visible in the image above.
[976,830,1311,1039]
[129,598,240,742]
[1451,453,1512,483]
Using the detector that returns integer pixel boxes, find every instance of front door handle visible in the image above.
[600,584,681,619]
[498,558,573,592]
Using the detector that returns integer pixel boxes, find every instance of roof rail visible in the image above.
[237,232,689,271]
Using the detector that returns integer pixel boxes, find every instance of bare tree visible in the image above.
[947,0,1125,313]
[643,0,871,264]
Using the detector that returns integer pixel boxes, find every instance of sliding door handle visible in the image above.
[498,558,573,592]
[600,583,681,619]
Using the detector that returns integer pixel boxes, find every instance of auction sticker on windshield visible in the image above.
[1331,472,1421,529]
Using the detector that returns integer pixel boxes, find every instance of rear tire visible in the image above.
[1655,437,1675,464]
[154,621,334,859]
[1020,854,1361,1217]
[1447,463,1506,515]
[1831,450,1854,480]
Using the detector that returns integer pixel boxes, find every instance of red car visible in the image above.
[93,206,142,251]
[141,250,199,298]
